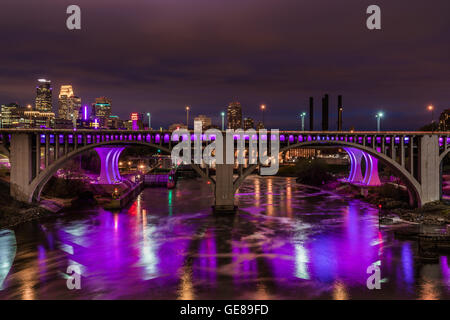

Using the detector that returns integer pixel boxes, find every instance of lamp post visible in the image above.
[185,105,190,129]
[427,105,434,123]
[221,111,225,131]
[146,112,151,130]
[261,104,266,127]
[27,104,32,128]
[300,112,306,131]
[375,112,384,132]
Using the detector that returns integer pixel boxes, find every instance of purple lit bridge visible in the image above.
[0,129,449,212]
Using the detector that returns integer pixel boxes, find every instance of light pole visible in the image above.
[261,104,266,127]
[185,105,190,129]
[146,112,151,130]
[300,112,306,131]
[27,104,32,128]
[221,111,225,131]
[427,105,434,123]
[375,112,384,132]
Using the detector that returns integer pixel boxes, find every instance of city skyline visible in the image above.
[0,0,449,130]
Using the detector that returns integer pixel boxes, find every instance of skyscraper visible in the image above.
[92,97,112,128]
[35,79,52,112]
[309,97,314,131]
[322,94,329,131]
[58,85,81,123]
[227,101,242,129]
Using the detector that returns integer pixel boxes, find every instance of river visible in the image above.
[0,176,449,299]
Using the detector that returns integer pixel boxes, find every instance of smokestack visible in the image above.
[322,94,329,131]
[337,95,343,131]
[309,97,314,131]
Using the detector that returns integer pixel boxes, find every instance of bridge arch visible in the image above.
[236,140,422,206]
[29,140,172,202]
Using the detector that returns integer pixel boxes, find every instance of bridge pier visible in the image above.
[95,146,125,184]
[417,135,440,206]
[213,163,237,213]
[10,134,34,202]
[344,147,364,183]
[362,153,381,186]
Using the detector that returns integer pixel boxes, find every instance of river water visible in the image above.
[0,176,449,300]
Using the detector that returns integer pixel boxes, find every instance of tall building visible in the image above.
[243,117,254,130]
[35,79,52,112]
[227,101,242,129]
[322,94,329,131]
[309,97,314,131]
[194,114,212,130]
[58,85,81,124]
[439,109,450,131]
[1,103,21,128]
[92,97,112,128]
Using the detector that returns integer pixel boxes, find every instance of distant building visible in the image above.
[35,79,52,112]
[54,118,74,129]
[107,115,123,129]
[169,123,187,131]
[439,109,450,131]
[23,110,55,128]
[227,101,242,129]
[1,103,22,128]
[243,117,254,130]
[194,115,212,130]
[92,97,112,127]
[285,148,317,160]
[58,85,80,126]
[256,121,265,130]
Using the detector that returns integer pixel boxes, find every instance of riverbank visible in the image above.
[319,180,450,226]
[0,180,53,229]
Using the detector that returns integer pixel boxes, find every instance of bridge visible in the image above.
[0,129,449,212]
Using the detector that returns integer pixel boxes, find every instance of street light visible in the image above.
[27,104,32,128]
[427,105,434,124]
[260,104,266,127]
[185,105,190,129]
[300,112,307,131]
[375,112,384,132]
[146,112,151,130]
[221,111,225,131]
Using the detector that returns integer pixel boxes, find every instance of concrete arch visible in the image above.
[281,141,422,205]
[29,140,172,202]
[234,140,422,206]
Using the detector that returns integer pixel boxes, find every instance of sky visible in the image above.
[0,0,449,130]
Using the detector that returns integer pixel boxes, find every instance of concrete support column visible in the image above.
[214,139,236,213]
[390,137,396,161]
[95,146,125,184]
[36,134,41,175]
[362,153,381,186]
[400,136,405,167]
[45,134,49,168]
[55,134,59,160]
[64,134,68,155]
[418,135,440,205]
[343,147,364,183]
[10,134,33,202]
[409,138,414,177]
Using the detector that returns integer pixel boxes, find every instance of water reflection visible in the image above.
[0,176,449,299]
